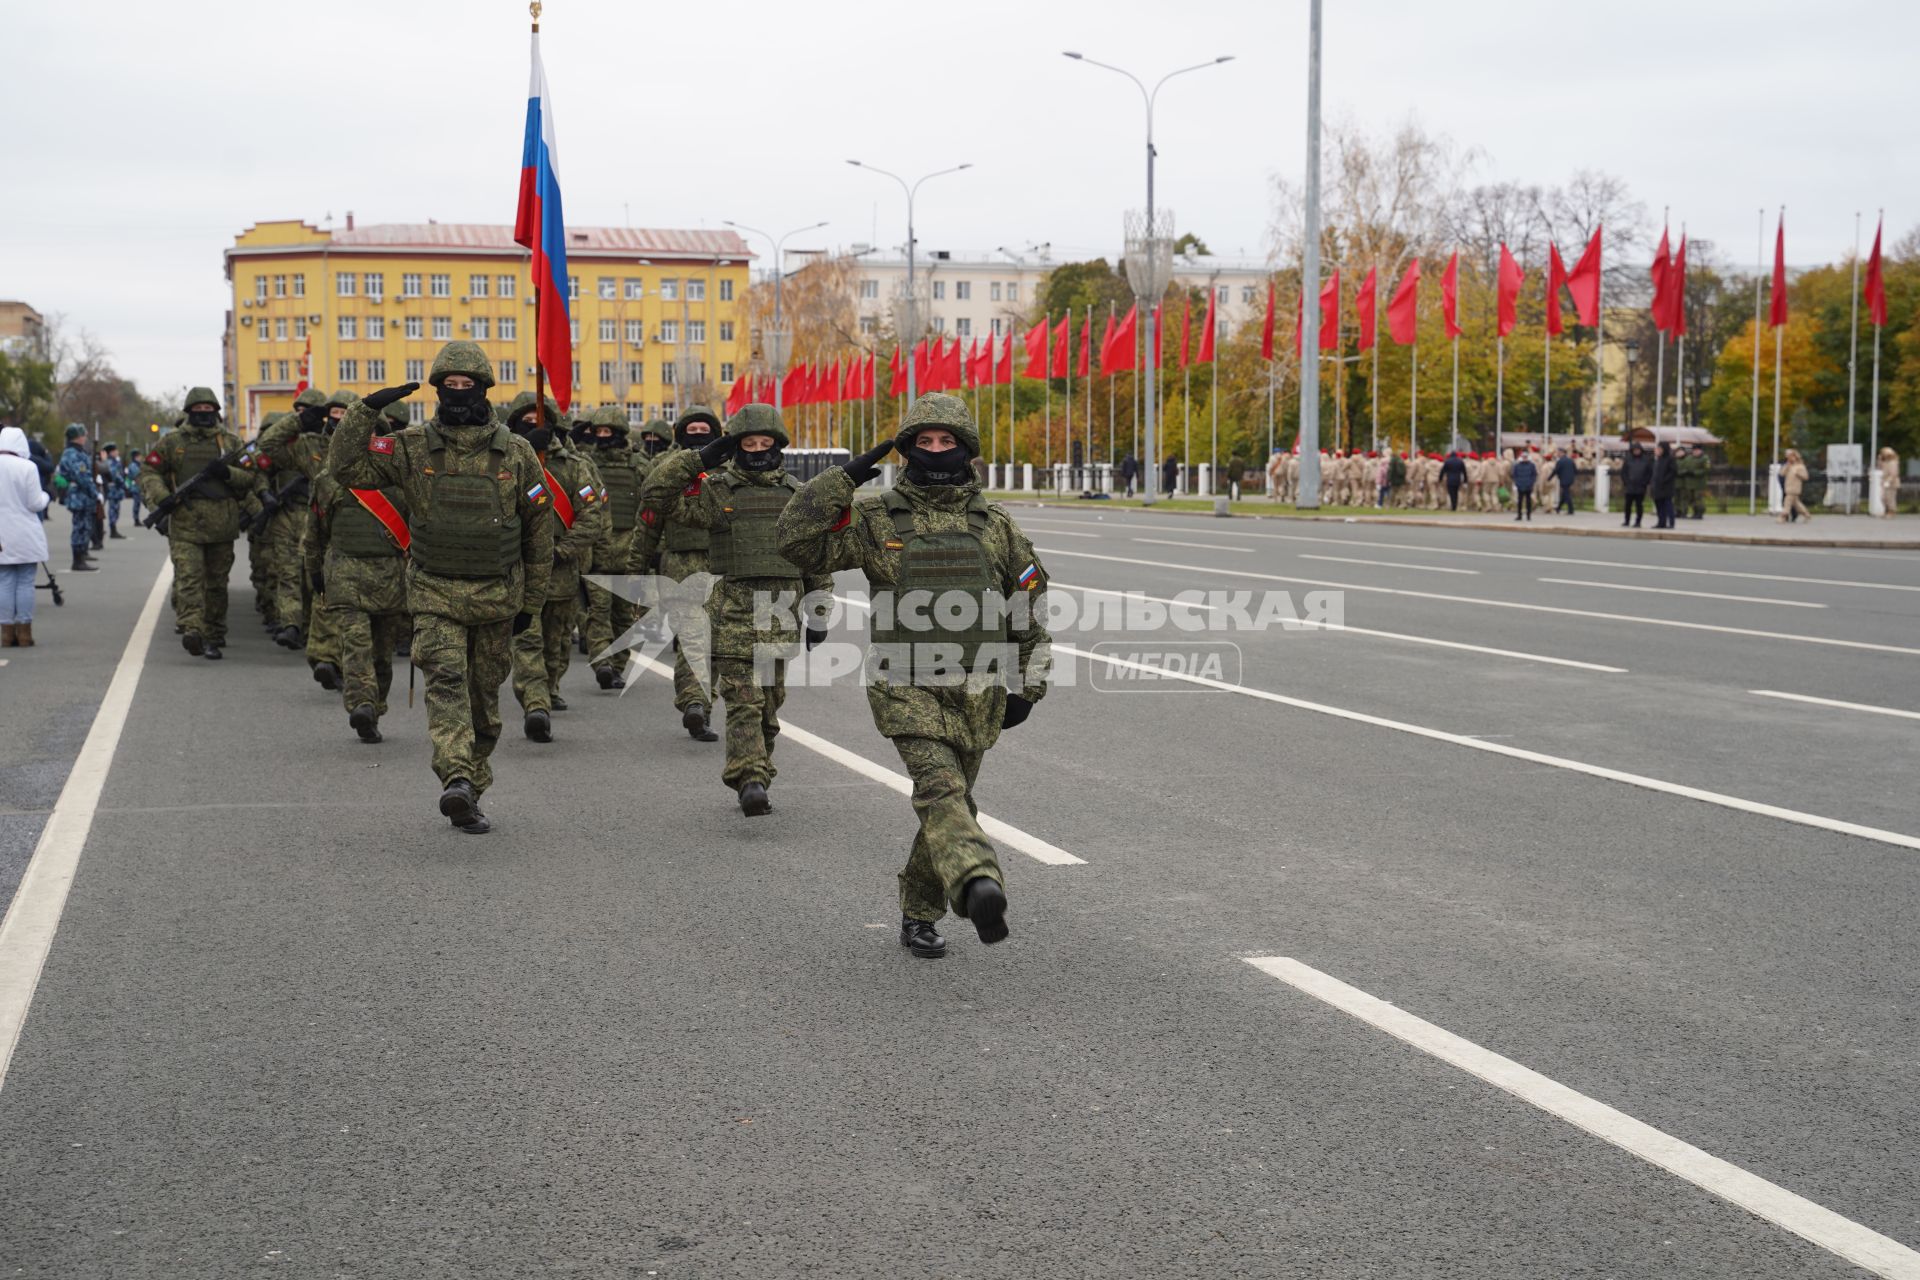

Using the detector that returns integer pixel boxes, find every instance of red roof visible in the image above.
[328,223,752,260]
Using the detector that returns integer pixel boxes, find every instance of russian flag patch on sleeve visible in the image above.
[1017,562,1040,590]
[527,481,548,503]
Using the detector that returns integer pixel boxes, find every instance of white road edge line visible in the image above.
[631,651,1084,866]
[1132,537,1252,553]
[1540,577,1827,609]
[1301,554,1481,575]
[1750,690,1920,722]
[1245,956,1920,1279]
[1054,643,1920,852]
[0,559,173,1093]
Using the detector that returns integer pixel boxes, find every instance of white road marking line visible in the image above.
[1133,537,1252,553]
[1293,621,1627,673]
[1750,689,1920,722]
[0,559,172,1093]
[1054,642,1920,851]
[1538,577,1828,609]
[1301,554,1481,575]
[1050,583,1232,614]
[1033,547,1920,658]
[1245,957,1920,1279]
[1025,528,1101,538]
[631,652,1083,866]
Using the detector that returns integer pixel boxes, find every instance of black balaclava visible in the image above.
[674,412,721,450]
[296,403,326,433]
[736,442,783,473]
[904,438,974,487]
[510,413,553,455]
[436,383,490,427]
[186,408,219,429]
[594,428,627,452]
[641,434,668,457]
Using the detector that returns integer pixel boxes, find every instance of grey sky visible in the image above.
[2,0,1911,395]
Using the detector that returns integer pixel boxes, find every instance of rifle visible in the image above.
[243,470,312,536]
[141,443,250,531]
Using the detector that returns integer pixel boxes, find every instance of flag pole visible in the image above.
[1449,333,1458,451]
[1210,322,1219,496]
[1675,223,1687,427]
[1495,335,1504,456]
[1409,338,1418,458]
[1846,210,1862,512]
[1108,303,1117,481]
[1749,207,1763,513]
[1543,329,1551,446]
[1063,314,1072,485]
[1870,208,1883,508]
[1371,319,1380,453]
[1083,303,1092,488]
[1654,209,1668,426]
[1182,324,1191,495]
[1044,315,1053,475]
[1771,207,1784,483]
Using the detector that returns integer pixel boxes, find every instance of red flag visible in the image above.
[837,359,853,402]
[1496,245,1522,339]
[967,338,987,387]
[1769,212,1788,328]
[1440,254,1461,340]
[1356,268,1378,352]
[1546,242,1569,337]
[997,332,1014,384]
[1319,269,1341,351]
[1565,226,1603,326]
[724,375,745,416]
[1098,310,1118,373]
[1023,320,1049,378]
[1387,259,1421,345]
[1865,218,1887,327]
[943,335,963,388]
[1151,304,1166,369]
[1196,290,1216,364]
[781,362,805,406]
[915,339,934,391]
[1051,313,1071,378]
[1107,305,1137,373]
[888,346,905,396]
[1669,236,1688,337]
[1077,313,1091,378]
[1649,229,1673,334]
[1260,282,1276,360]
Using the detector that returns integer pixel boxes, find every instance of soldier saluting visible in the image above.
[327,343,553,835]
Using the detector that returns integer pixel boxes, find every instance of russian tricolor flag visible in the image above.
[513,32,572,414]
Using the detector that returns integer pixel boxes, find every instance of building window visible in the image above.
[338,359,358,382]
[660,362,676,385]
[627,404,645,425]
[956,317,971,337]
[404,316,423,340]
[409,402,426,424]
[272,274,287,298]
[719,279,734,301]
[658,320,678,344]
[598,361,615,384]
[365,273,384,300]
[598,277,616,300]
[659,279,678,301]
[338,316,357,340]
[1241,286,1255,305]
[431,316,451,340]
[430,273,451,298]
[367,358,386,382]
[292,274,307,298]
[991,317,1003,335]
[258,359,271,381]
[718,321,734,343]
[276,360,289,381]
[1216,286,1228,303]
[1216,319,1227,341]
[402,273,422,298]
[624,278,643,300]
[498,274,516,298]
[471,316,490,341]
[568,318,580,343]
[499,316,517,341]
[719,362,735,383]
[687,279,706,301]
[274,318,288,341]
[499,359,518,382]
[293,317,307,339]
[467,274,489,298]
[932,281,945,300]
[956,281,971,301]
[861,280,879,300]
[567,276,580,301]
[934,316,947,333]
[626,361,644,384]
[571,361,580,387]
[990,282,1002,302]
[367,316,385,340]
[405,358,426,381]
[254,277,268,300]
[625,319,643,344]
[598,318,616,343]
[337,272,357,297]
[860,316,876,335]
[1007,283,1019,302]
[687,320,706,343]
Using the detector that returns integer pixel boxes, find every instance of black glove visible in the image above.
[842,440,895,486]
[805,626,828,651]
[310,570,325,596]
[1001,693,1033,730]
[511,611,534,636]
[697,434,737,468]
[362,382,420,413]
[203,460,231,482]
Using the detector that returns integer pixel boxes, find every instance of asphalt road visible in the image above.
[0,511,1916,1278]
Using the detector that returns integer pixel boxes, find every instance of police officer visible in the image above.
[138,388,260,657]
[778,393,1052,959]
[636,409,724,741]
[326,344,553,834]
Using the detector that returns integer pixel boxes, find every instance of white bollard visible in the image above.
[1198,463,1212,496]
[1869,471,1886,516]
[1593,463,1610,513]
[1021,463,1034,492]
[881,462,896,489]
[1768,463,1784,514]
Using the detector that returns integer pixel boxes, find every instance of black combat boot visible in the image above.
[682,705,718,742]
[313,662,341,691]
[181,630,205,656]
[349,703,382,744]
[738,781,771,817]
[524,709,553,743]
[962,877,1009,945]
[551,693,568,711]
[203,643,223,660]
[899,916,947,959]
[595,664,617,690]
[70,553,97,572]
[275,624,303,649]
[439,778,486,833]
[109,527,126,539]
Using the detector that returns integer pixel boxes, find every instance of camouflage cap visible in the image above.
[183,386,221,411]
[428,340,496,389]
[725,402,789,449]
[325,389,361,411]
[894,392,980,456]
[293,388,328,409]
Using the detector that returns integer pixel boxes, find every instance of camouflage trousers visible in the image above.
[412,612,513,796]
[247,529,270,617]
[307,588,342,667]
[585,533,642,666]
[332,604,407,716]
[260,511,305,632]
[891,735,1003,923]
[714,656,784,791]
[511,596,579,714]
[168,537,235,645]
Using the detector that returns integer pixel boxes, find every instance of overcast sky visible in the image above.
[3,0,1912,395]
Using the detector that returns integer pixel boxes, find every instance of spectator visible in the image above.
[1,425,52,646]
[1118,453,1138,497]
[1162,454,1180,496]
[1877,447,1900,518]
[1376,451,1393,508]
[1779,448,1812,523]
[1511,452,1538,521]
[1552,448,1579,514]
[57,425,100,571]
[1440,449,1467,510]
[1620,440,1653,528]
[102,443,131,539]
[1650,442,1678,528]
[25,434,55,516]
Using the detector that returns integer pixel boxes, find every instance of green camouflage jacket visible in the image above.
[137,422,262,544]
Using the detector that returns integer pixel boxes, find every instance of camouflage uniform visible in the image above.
[509,397,608,721]
[1676,446,1709,519]
[583,408,654,685]
[137,387,261,652]
[778,394,1052,927]
[326,344,553,806]
[652,406,832,797]
[243,387,328,645]
[637,412,724,727]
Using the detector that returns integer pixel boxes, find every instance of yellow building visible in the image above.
[222,217,753,432]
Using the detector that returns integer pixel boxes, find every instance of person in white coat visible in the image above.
[1,425,53,646]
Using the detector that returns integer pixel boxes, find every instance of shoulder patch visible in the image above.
[683,479,703,497]
[830,507,853,532]
[145,452,163,467]
[640,508,660,527]
[368,437,394,455]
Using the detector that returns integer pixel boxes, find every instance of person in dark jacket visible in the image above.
[1439,450,1467,510]
[1161,454,1180,496]
[25,435,56,519]
[1118,454,1138,497]
[1552,450,1578,513]
[1620,441,1654,527]
[1650,442,1678,528]
[1511,453,1538,521]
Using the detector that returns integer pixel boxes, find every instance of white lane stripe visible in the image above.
[1245,957,1920,1279]
[1033,547,1920,658]
[1054,642,1920,852]
[1133,537,1252,553]
[631,652,1083,866]
[1030,528,1102,538]
[1050,583,1232,614]
[1301,554,1481,576]
[0,559,173,1093]
[1294,620,1627,673]
[1750,690,1920,722]
[1540,577,1826,609]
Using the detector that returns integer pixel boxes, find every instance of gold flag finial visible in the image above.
[530,1,542,28]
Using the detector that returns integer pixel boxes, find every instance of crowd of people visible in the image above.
[0,422,147,646]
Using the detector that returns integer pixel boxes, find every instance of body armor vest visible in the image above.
[176,432,234,501]
[332,487,407,558]
[871,491,1006,673]
[408,425,522,578]
[597,452,643,530]
[706,474,802,579]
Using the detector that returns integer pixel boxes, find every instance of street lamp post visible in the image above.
[724,219,828,412]
[1065,51,1233,507]
[848,160,973,400]
[1624,339,1640,435]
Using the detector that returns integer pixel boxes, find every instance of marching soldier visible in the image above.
[244,387,327,651]
[583,405,650,690]
[778,393,1052,959]
[1675,443,1709,519]
[137,388,261,658]
[326,344,553,835]
[636,409,725,742]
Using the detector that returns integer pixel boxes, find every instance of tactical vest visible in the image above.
[332,487,408,558]
[408,424,523,578]
[176,431,234,501]
[597,451,643,531]
[871,491,1006,673]
[659,447,710,553]
[706,473,803,580]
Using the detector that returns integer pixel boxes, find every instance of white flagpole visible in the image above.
[1771,207,1784,480]
[1495,335,1504,455]
[1870,209,1883,508]
[1450,334,1459,450]
[1544,329,1552,443]
[1749,207,1763,513]
[1846,211,1862,513]
[1675,222,1688,427]
[1045,318,1053,473]
[1063,316,1072,483]
[1183,332,1191,493]
[1371,329,1380,453]
[1409,339,1418,457]
[1654,209,1668,426]
[1210,331,1219,496]
[1083,304,1092,485]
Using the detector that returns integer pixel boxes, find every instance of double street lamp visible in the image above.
[847,160,973,399]
[723,218,828,411]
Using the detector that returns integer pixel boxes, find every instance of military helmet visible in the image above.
[724,402,789,450]
[325,389,361,411]
[292,387,328,410]
[640,418,672,440]
[183,386,221,412]
[379,398,411,429]
[588,405,630,431]
[504,390,563,426]
[428,340,496,389]
[894,393,981,457]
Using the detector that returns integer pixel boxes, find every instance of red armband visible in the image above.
[829,507,853,532]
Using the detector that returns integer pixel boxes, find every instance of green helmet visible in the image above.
[504,390,563,426]
[428,340,496,389]
[589,405,629,431]
[325,389,360,411]
[380,398,411,429]
[293,388,328,410]
[673,408,722,448]
[641,418,671,440]
[183,386,221,412]
[725,403,789,449]
[895,393,981,457]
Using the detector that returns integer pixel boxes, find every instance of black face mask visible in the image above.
[511,419,554,455]
[737,448,783,472]
[594,434,625,451]
[905,445,972,486]
[186,409,218,429]
[296,406,325,433]
[642,437,667,457]
[436,384,489,426]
